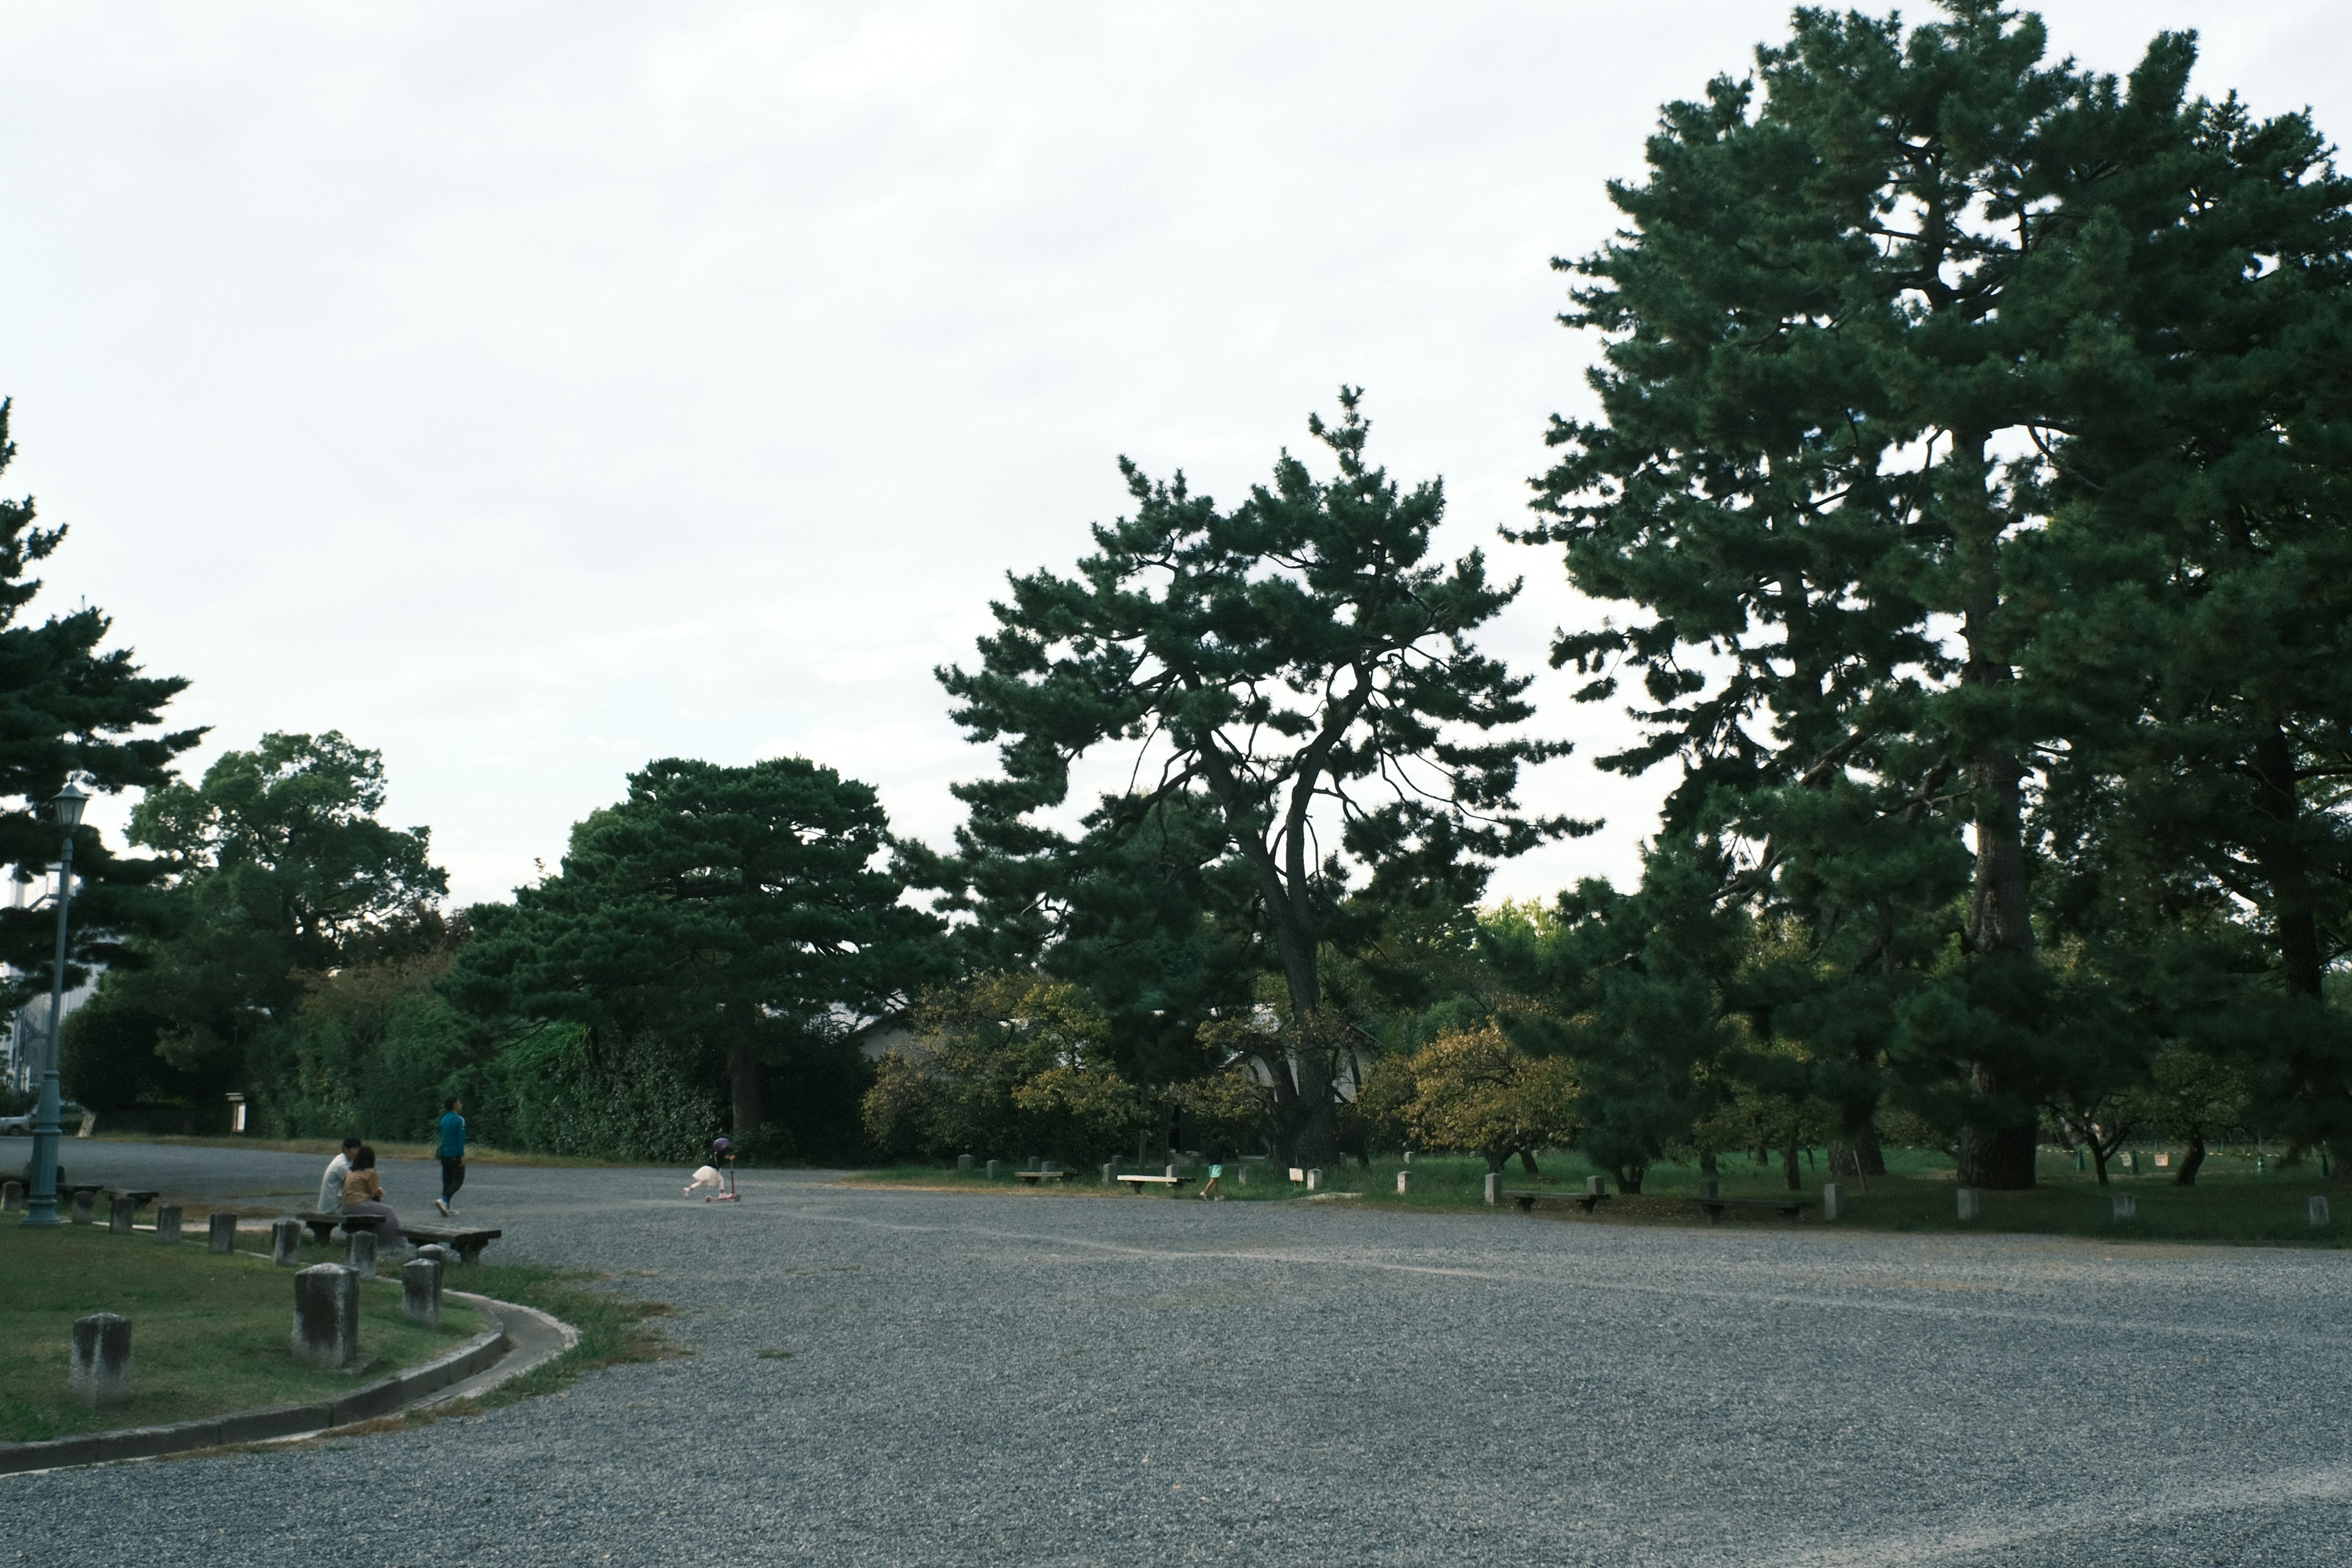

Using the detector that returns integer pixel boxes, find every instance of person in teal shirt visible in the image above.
[434,1096,467,1216]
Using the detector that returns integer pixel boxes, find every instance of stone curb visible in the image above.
[0,1310,513,1477]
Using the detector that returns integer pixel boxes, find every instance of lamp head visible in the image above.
[52,775,89,830]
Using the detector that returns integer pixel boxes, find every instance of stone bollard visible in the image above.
[72,1187,96,1224]
[1483,1172,1499,1206]
[69,1313,132,1409]
[292,1264,360,1369]
[1698,1178,1720,1202]
[1165,1163,1178,1181]
[1956,1187,1981,1221]
[401,1256,445,1327]
[1585,1175,1607,1198]
[156,1205,183,1244]
[110,1194,135,1234]
[417,1243,457,1268]
[1305,1169,1322,1191]
[1822,1182,1843,1222]
[1042,1160,1058,1175]
[2311,1196,2331,1227]
[2113,1193,2136,1219]
[986,1159,1001,1180]
[1102,1162,1117,1185]
[209,1212,238,1254]
[1396,1170,1411,1195]
[1236,1165,1248,1186]
[2,1179,21,1211]
[347,1228,379,1280]
[271,1217,304,1266]
[957,1154,974,1173]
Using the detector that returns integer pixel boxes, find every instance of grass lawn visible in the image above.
[850,1147,2350,1247]
[83,1131,632,1168]
[0,1221,484,1445]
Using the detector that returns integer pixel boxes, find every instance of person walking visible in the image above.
[434,1096,467,1216]
[318,1136,361,1213]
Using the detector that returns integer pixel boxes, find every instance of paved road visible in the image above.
[5,1141,2350,1566]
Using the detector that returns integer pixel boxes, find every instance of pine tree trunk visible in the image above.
[2250,727,2324,999]
[1782,1138,1802,1191]
[1954,434,2039,1192]
[727,1039,764,1137]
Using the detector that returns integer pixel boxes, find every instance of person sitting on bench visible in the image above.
[340,1144,408,1257]
[318,1135,361,1215]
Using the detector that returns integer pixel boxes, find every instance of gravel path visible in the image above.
[4,1141,2350,1566]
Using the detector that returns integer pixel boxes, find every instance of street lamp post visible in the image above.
[20,775,89,1229]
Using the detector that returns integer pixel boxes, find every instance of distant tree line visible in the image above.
[15,4,2352,1182]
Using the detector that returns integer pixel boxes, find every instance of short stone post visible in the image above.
[957,1154,974,1173]
[1395,1170,1411,1195]
[1235,1165,1248,1186]
[71,1187,96,1224]
[1585,1175,1607,1198]
[156,1205,183,1244]
[401,1256,445,1327]
[1483,1172,1499,1206]
[347,1227,379,1280]
[1165,1163,1178,1180]
[2113,1193,2136,1219]
[986,1159,1001,1180]
[292,1264,359,1369]
[209,1212,238,1254]
[417,1243,456,1265]
[1101,1162,1117,1185]
[69,1313,132,1409]
[1042,1159,1057,1175]
[2,1179,22,1211]
[109,1194,135,1234]
[1956,1186,1981,1221]
[2310,1196,2331,1227]
[1821,1182,1842,1222]
[271,1216,304,1265]
[1305,1169,1321,1191]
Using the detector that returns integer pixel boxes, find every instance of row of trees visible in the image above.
[17,4,2352,1183]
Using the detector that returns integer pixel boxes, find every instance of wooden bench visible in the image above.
[1016,1169,1076,1185]
[398,1222,502,1264]
[1503,1189,1611,1215]
[1695,1196,1815,1224]
[1114,1174,1193,1194]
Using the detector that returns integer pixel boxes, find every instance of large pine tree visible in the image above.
[1524,5,2337,1185]
[0,399,200,1007]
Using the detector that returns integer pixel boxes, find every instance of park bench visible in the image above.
[1502,1188,1611,1216]
[1694,1196,1815,1224]
[1017,1169,1076,1185]
[398,1221,502,1264]
[1114,1174,1193,1194]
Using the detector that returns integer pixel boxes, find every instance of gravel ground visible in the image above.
[4,1141,2350,1566]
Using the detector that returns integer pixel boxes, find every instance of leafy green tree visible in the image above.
[0,400,200,998]
[1386,1022,1581,1175]
[932,391,1579,1163]
[861,973,1148,1164]
[1521,4,2335,1186]
[449,756,946,1139]
[64,731,445,1115]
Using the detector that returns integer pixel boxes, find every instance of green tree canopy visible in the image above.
[929,390,1580,1162]
[448,756,948,1137]
[63,731,446,1114]
[1521,2,2351,1183]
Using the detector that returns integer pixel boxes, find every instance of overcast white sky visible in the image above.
[4,2,2348,909]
